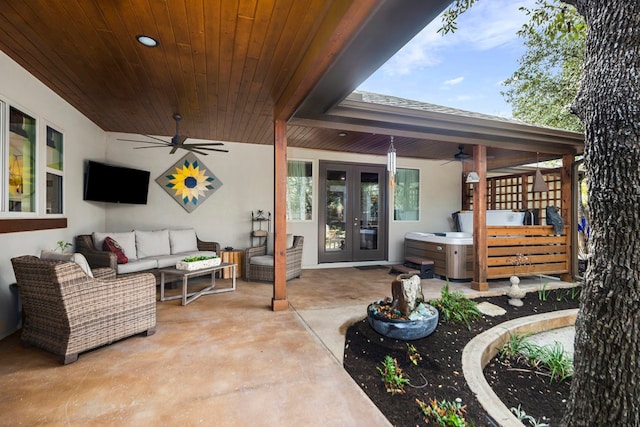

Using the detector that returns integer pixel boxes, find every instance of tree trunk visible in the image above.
[562,1,640,425]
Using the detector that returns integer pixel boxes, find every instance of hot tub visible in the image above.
[404,232,473,280]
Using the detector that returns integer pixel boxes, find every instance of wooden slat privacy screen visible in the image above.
[463,169,562,223]
[486,225,569,279]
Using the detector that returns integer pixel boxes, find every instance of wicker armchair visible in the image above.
[244,236,303,282]
[11,255,156,364]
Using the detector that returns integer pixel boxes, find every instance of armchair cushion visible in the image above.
[40,251,94,278]
[135,229,170,258]
[169,228,198,254]
[249,255,274,266]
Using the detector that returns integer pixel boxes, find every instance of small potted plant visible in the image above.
[176,254,221,271]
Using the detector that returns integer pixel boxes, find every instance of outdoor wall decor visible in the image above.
[156,153,223,213]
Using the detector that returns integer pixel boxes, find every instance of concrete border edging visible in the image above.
[462,309,578,426]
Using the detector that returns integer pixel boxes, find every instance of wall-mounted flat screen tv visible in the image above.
[83,160,150,205]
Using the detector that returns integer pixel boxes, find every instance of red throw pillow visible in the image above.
[103,236,128,264]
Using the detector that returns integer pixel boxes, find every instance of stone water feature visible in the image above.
[367,274,439,340]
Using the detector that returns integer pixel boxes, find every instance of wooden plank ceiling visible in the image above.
[0,0,372,144]
[0,0,583,169]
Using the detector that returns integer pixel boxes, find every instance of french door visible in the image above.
[318,161,387,263]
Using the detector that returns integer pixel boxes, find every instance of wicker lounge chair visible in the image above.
[11,255,156,364]
[244,236,303,282]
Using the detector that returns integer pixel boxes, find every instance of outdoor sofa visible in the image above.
[76,228,220,283]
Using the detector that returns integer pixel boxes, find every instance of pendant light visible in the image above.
[532,152,549,192]
[387,136,396,186]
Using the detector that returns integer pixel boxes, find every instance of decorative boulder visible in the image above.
[391,274,424,317]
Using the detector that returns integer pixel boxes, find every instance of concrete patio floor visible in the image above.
[0,267,577,426]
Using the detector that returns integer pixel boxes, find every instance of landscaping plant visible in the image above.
[376,355,409,395]
[510,405,549,427]
[407,343,422,366]
[416,397,471,427]
[429,283,481,329]
[498,333,573,383]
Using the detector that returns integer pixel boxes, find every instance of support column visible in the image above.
[272,119,288,311]
[560,154,574,282]
[471,145,488,291]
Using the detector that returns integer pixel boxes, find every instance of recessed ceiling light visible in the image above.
[136,34,158,47]
[338,131,348,137]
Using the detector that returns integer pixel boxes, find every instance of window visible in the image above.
[394,168,419,220]
[7,106,37,213]
[287,160,312,221]
[46,125,64,214]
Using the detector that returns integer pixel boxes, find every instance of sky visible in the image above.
[358,0,538,118]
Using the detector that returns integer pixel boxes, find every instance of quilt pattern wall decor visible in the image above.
[156,153,223,213]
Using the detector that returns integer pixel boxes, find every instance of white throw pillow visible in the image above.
[135,229,171,258]
[169,228,198,254]
[287,234,294,249]
[93,231,137,260]
[40,251,94,278]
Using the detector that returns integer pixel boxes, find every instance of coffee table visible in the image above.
[159,262,236,306]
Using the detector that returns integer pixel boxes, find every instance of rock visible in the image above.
[391,274,424,317]
[476,302,506,317]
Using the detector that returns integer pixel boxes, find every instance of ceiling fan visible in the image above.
[118,114,228,155]
[441,145,472,165]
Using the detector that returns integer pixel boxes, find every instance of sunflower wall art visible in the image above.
[156,153,223,213]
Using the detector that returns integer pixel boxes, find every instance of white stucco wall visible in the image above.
[0,51,108,339]
[104,134,274,251]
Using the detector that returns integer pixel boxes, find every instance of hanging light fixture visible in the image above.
[532,152,549,192]
[466,171,480,183]
[387,136,396,186]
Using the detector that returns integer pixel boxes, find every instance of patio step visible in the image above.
[404,256,434,266]
[389,264,420,276]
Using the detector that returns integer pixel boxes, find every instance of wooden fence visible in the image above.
[486,225,569,279]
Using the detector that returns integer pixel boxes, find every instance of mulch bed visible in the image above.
[343,287,580,426]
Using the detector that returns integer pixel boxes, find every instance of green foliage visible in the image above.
[510,404,550,427]
[499,333,573,383]
[429,283,481,329]
[416,398,472,427]
[181,255,218,262]
[54,240,72,253]
[407,343,422,366]
[541,342,573,383]
[499,332,533,359]
[538,283,550,301]
[376,356,409,395]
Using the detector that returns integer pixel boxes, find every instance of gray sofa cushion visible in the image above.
[116,258,159,275]
[136,229,171,258]
[169,229,198,254]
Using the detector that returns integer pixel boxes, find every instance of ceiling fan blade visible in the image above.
[118,138,170,146]
[181,146,209,156]
[133,145,167,149]
[184,145,229,153]
[185,142,225,147]
[170,145,179,154]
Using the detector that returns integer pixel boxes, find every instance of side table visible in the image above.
[220,250,244,279]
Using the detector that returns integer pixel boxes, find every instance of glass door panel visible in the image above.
[325,169,347,252]
[359,172,379,251]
